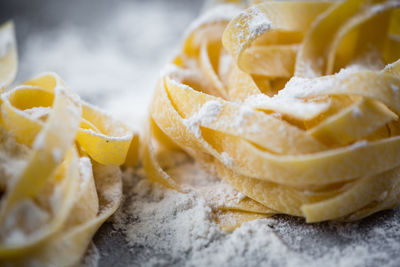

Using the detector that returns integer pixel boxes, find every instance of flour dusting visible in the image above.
[111,159,400,267]
[80,242,100,267]
[236,5,272,49]
[220,152,234,168]
[183,101,222,138]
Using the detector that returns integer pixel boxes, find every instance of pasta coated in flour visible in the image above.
[0,22,138,265]
[145,0,400,230]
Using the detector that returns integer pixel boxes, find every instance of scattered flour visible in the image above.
[80,242,100,267]
[0,128,29,190]
[2,199,50,245]
[111,160,400,267]
[220,152,234,168]
[23,106,51,121]
[244,93,329,120]
[113,173,223,264]
[232,105,254,133]
[52,148,63,162]
[79,157,94,185]
[352,106,362,118]
[246,6,271,38]
[236,6,272,49]
[183,101,222,138]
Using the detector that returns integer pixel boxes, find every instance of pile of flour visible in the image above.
[110,158,400,267]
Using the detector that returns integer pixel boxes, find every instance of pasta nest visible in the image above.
[146,0,400,228]
[0,22,138,265]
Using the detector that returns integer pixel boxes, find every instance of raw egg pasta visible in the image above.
[145,0,400,230]
[0,22,138,265]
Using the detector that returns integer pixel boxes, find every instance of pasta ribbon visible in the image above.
[0,22,138,266]
[146,0,400,229]
[0,21,17,90]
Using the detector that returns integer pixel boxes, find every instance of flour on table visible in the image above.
[112,157,400,267]
[80,242,100,267]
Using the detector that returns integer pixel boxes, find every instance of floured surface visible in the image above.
[107,159,400,267]
[3,0,400,266]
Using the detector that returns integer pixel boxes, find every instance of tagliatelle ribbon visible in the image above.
[145,0,400,230]
[0,22,138,266]
[0,22,17,91]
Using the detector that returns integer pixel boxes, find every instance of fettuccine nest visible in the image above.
[0,22,138,265]
[145,0,400,230]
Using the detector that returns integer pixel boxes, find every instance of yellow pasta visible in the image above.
[0,21,138,265]
[145,0,400,230]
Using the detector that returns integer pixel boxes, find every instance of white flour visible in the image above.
[236,5,272,49]
[80,242,100,267]
[220,152,234,168]
[115,178,222,258]
[112,160,400,267]
[183,100,222,138]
